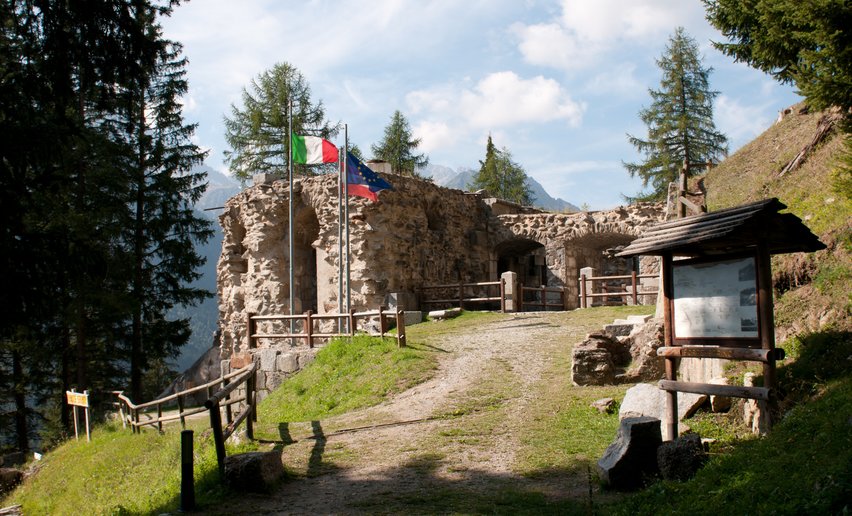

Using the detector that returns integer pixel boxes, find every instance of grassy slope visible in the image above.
[608,105,852,514]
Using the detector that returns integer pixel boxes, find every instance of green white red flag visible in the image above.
[291,134,338,164]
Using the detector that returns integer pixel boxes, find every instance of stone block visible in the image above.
[224,451,285,492]
[591,397,617,414]
[259,348,278,371]
[657,433,707,481]
[709,377,732,412]
[429,307,461,320]
[276,353,299,374]
[597,417,661,490]
[604,322,636,337]
[619,383,708,432]
[230,352,253,369]
[572,348,615,386]
[403,310,423,326]
[0,467,24,495]
[386,291,418,311]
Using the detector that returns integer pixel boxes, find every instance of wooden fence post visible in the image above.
[349,309,356,337]
[500,277,506,313]
[246,312,256,349]
[579,276,587,308]
[177,395,186,429]
[396,309,406,348]
[223,376,232,425]
[458,282,464,310]
[631,271,638,305]
[541,285,547,311]
[379,305,387,337]
[306,311,314,348]
[157,402,163,433]
[180,429,195,511]
[209,402,226,479]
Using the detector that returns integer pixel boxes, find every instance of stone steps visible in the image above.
[604,314,653,337]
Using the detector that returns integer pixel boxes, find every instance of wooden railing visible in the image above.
[578,271,658,308]
[419,279,505,312]
[205,362,257,478]
[521,285,567,311]
[115,364,255,433]
[246,307,407,349]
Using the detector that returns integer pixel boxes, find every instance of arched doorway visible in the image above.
[293,207,320,314]
[495,238,547,288]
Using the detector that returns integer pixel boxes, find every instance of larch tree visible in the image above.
[370,110,428,176]
[223,62,340,183]
[470,135,533,206]
[624,27,728,201]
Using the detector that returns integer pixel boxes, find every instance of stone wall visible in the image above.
[217,171,665,395]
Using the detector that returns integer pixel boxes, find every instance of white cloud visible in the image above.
[412,120,454,153]
[460,72,585,128]
[513,0,708,71]
[715,95,776,150]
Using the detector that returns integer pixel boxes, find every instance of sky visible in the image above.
[162,0,801,210]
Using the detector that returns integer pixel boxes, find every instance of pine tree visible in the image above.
[624,27,728,201]
[470,135,533,205]
[120,7,212,401]
[370,110,428,176]
[224,63,340,183]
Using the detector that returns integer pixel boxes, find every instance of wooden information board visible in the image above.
[671,255,759,341]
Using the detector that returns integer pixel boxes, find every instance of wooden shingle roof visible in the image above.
[616,198,825,257]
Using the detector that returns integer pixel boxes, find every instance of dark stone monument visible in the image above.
[597,416,662,490]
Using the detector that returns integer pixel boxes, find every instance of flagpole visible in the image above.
[344,125,351,317]
[337,146,344,330]
[288,100,295,335]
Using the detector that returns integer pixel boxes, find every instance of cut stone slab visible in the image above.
[619,383,708,428]
[604,322,636,337]
[597,416,662,490]
[403,310,423,326]
[626,314,653,324]
[428,307,462,320]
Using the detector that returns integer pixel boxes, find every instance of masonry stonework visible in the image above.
[217,169,665,395]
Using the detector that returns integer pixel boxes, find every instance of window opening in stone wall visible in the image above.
[293,207,320,314]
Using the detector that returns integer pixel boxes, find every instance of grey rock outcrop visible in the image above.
[597,416,662,490]
[572,331,630,386]
[619,383,707,434]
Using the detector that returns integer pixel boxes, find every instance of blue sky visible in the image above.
[162,0,801,209]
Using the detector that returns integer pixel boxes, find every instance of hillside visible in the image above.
[704,103,851,340]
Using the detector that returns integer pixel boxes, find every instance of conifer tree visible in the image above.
[370,110,428,176]
[470,136,533,206]
[624,27,728,201]
[224,63,340,183]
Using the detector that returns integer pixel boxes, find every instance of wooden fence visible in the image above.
[521,285,568,311]
[115,363,255,433]
[419,279,505,312]
[205,362,257,478]
[578,271,658,308]
[246,307,407,349]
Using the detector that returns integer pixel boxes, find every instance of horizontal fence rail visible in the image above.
[115,364,254,433]
[578,271,658,308]
[420,279,505,312]
[247,306,407,349]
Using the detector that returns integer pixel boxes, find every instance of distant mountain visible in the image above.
[173,166,241,371]
[419,164,580,212]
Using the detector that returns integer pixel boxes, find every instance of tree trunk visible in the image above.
[12,349,29,452]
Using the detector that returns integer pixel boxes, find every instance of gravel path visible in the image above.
[213,312,597,514]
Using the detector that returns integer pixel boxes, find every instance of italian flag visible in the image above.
[291,134,338,164]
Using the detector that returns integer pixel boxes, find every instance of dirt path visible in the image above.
[214,312,604,514]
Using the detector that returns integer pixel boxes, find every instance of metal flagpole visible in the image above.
[337,149,344,331]
[288,100,295,335]
[344,125,351,317]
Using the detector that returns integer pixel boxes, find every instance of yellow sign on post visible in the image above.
[66,389,91,442]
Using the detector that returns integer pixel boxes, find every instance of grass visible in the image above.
[3,419,258,514]
[255,335,437,435]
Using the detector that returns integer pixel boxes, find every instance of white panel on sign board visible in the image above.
[672,256,759,339]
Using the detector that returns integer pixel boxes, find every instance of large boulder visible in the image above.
[571,331,630,386]
[0,468,23,495]
[620,320,665,383]
[597,416,662,490]
[657,433,707,481]
[619,383,708,437]
[224,451,285,492]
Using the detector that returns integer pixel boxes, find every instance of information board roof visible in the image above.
[617,198,825,257]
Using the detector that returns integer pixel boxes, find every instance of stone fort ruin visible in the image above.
[216,164,665,394]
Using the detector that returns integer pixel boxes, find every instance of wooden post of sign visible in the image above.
[757,240,776,432]
[66,389,91,442]
[84,390,90,442]
[71,390,79,441]
[662,254,678,441]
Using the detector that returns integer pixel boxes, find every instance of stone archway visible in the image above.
[293,206,320,314]
[494,238,547,288]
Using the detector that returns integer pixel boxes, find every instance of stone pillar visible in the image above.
[579,266,595,308]
[501,271,519,312]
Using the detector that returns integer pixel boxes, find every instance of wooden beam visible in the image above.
[658,346,784,362]
[658,380,770,401]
